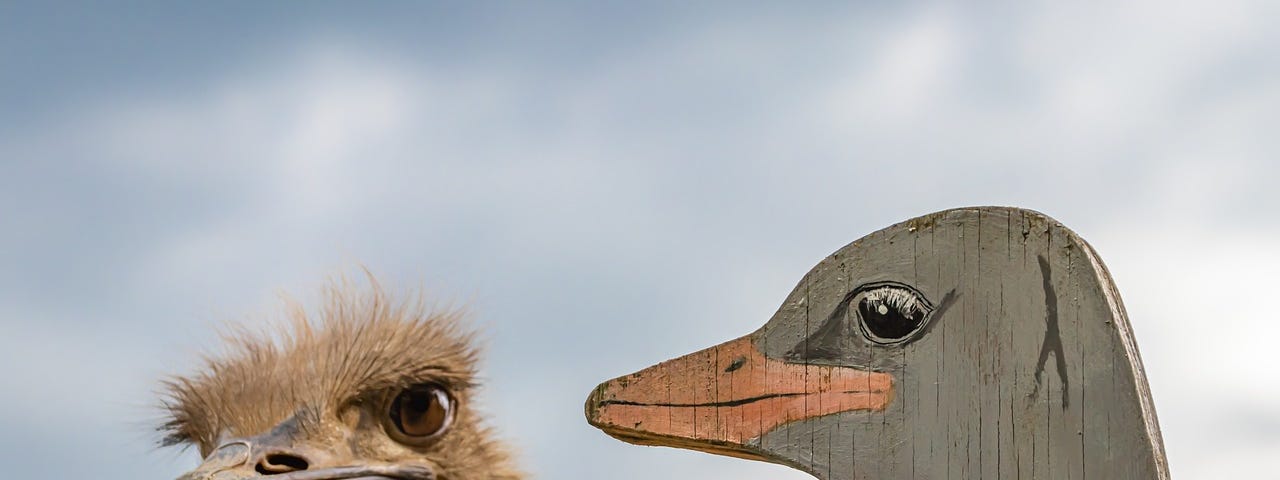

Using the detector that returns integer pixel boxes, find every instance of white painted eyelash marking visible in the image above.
[862,286,931,318]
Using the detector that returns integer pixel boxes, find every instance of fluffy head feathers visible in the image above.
[159,279,521,479]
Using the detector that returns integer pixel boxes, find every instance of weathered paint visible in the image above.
[586,207,1168,479]
[587,335,893,458]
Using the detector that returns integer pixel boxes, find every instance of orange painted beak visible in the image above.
[585,334,893,461]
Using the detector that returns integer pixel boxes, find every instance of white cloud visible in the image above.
[2,2,1278,479]
[822,6,965,126]
[1096,226,1280,477]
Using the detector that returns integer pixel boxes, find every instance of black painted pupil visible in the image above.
[391,386,449,437]
[859,298,924,340]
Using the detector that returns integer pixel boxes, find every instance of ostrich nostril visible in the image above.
[254,451,310,475]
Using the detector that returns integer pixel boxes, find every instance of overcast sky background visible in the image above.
[1,2,1278,479]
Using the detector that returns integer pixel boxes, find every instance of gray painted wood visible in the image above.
[586,206,1168,479]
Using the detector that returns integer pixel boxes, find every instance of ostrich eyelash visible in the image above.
[861,286,931,318]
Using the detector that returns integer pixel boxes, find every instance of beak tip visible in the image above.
[584,381,610,426]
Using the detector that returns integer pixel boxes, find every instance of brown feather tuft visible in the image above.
[159,279,480,450]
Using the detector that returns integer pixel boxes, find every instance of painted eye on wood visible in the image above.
[855,284,933,344]
[384,384,455,445]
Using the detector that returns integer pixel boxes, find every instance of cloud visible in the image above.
[1,2,1278,479]
[1094,226,1280,476]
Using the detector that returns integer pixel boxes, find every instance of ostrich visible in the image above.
[161,281,523,480]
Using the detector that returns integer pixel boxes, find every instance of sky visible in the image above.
[1,1,1278,478]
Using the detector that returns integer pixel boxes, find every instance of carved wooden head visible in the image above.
[586,207,1168,479]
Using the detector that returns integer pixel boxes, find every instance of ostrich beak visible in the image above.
[585,334,893,461]
[174,441,257,480]
[175,440,436,480]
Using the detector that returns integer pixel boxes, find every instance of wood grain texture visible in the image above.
[587,207,1168,479]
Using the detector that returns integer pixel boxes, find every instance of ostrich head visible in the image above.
[161,282,523,480]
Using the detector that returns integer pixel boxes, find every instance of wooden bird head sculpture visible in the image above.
[586,207,1169,479]
[161,283,522,480]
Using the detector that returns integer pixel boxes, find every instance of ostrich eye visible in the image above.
[386,384,455,444]
[856,284,933,344]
